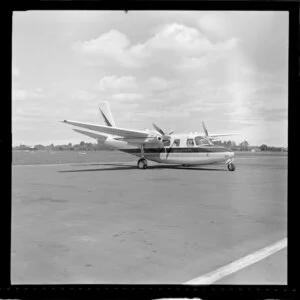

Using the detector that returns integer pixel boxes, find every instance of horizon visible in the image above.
[12,11,288,148]
[12,139,287,149]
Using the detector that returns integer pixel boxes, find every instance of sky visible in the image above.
[12,11,288,147]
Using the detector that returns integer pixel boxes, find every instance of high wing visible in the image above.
[73,129,108,141]
[62,120,156,145]
[206,133,240,138]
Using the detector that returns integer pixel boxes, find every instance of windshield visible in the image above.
[195,136,212,146]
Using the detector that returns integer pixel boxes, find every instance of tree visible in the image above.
[239,140,249,151]
[260,144,268,151]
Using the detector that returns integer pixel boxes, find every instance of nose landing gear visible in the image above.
[137,144,148,169]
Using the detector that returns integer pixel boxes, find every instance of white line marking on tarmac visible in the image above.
[184,238,287,285]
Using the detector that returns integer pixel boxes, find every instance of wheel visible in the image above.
[228,162,235,171]
[137,158,148,169]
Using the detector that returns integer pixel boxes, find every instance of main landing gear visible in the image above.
[137,144,148,169]
[137,158,148,169]
[227,162,236,171]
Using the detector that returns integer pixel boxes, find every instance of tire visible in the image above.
[228,163,235,171]
[137,158,147,169]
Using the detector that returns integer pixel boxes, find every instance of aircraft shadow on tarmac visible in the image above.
[58,163,227,173]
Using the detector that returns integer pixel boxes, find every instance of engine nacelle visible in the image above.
[144,135,162,143]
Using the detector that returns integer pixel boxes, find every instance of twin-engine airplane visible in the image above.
[61,103,237,171]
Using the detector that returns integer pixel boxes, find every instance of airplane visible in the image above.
[61,105,237,171]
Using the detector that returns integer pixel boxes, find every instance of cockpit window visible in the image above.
[187,139,194,147]
[195,136,211,146]
[174,139,180,147]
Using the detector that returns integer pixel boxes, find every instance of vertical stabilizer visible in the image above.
[202,121,209,136]
[99,101,116,127]
[104,101,116,127]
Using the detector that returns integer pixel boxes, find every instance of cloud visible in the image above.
[111,93,144,102]
[197,13,232,40]
[12,87,45,102]
[143,77,179,92]
[252,83,287,97]
[96,75,180,100]
[98,76,137,91]
[146,23,212,55]
[257,107,288,122]
[73,23,238,70]
[178,54,218,70]
[69,89,96,102]
[72,30,147,68]
[143,23,238,66]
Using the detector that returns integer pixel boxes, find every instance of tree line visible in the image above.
[13,140,287,152]
[215,140,287,152]
[13,141,112,151]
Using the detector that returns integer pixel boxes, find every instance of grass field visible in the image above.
[12,150,287,165]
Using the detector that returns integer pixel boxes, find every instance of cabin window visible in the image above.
[195,136,210,146]
[163,139,170,147]
[186,139,194,147]
[174,139,180,147]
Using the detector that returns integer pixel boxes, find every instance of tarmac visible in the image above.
[11,153,287,284]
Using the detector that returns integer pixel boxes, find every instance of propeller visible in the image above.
[152,123,174,139]
[152,123,165,136]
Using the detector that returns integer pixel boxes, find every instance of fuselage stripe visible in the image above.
[120,147,230,154]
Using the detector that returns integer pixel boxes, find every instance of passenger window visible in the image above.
[174,139,180,147]
[187,139,194,147]
[163,139,170,147]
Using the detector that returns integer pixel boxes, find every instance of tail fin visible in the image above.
[99,101,116,127]
[202,121,209,136]
[99,108,113,127]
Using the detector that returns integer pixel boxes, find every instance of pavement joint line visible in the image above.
[183,237,287,285]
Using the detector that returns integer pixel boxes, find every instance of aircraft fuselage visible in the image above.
[104,136,234,166]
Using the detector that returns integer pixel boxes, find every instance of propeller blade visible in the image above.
[153,123,165,136]
[166,140,175,159]
[168,130,174,135]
